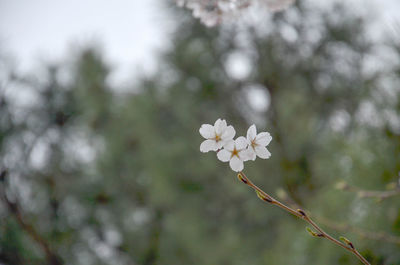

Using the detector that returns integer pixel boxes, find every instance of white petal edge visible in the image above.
[256,132,272,146]
[217,149,231,162]
[215,119,227,135]
[247,124,257,141]
[235,136,248,150]
[199,124,215,139]
[221,125,235,141]
[255,146,271,159]
[214,119,222,132]
[200,139,218,153]
[229,156,244,172]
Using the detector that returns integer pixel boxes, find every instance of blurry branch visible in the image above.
[335,180,400,202]
[237,172,371,265]
[0,170,63,265]
[276,188,400,246]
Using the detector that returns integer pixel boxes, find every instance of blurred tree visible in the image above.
[1,2,400,265]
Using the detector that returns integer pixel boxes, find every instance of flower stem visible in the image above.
[238,171,371,265]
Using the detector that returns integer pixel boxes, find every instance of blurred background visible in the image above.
[1,0,400,264]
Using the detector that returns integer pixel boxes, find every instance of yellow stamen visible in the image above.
[231,148,238,157]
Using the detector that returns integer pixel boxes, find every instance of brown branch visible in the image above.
[0,170,63,265]
[237,171,370,265]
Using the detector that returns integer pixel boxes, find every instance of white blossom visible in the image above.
[217,136,250,172]
[246,124,272,160]
[199,118,235,152]
[199,120,272,172]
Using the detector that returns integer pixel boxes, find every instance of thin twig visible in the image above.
[238,171,370,265]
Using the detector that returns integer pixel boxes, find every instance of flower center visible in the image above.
[251,140,257,149]
[231,148,239,158]
[215,134,221,142]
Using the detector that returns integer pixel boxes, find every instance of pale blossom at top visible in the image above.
[246,124,272,160]
[175,0,296,27]
[199,119,235,152]
[217,137,251,172]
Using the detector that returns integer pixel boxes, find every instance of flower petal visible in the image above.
[221,125,235,141]
[256,132,272,146]
[217,149,231,162]
[255,146,271,159]
[200,139,218,153]
[214,119,227,135]
[235,136,248,150]
[240,147,256,161]
[223,140,235,151]
[229,156,244,172]
[247,124,257,141]
[199,124,215,139]
[238,148,255,161]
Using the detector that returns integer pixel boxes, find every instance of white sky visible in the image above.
[0,0,399,85]
[0,0,172,84]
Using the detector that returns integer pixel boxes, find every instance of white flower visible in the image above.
[246,124,272,160]
[217,137,250,172]
[199,119,236,152]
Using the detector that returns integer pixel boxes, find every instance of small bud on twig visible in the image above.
[306,227,323,237]
[237,173,248,184]
[335,180,348,190]
[255,190,273,203]
[340,236,355,249]
[297,209,306,217]
[306,227,318,237]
